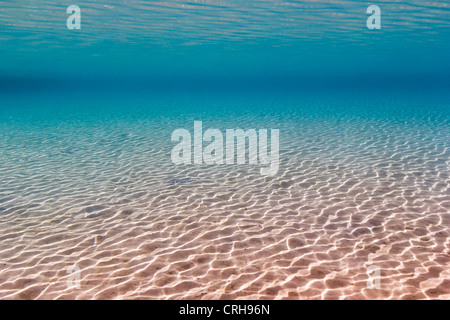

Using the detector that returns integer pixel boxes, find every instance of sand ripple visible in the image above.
[0,93,449,299]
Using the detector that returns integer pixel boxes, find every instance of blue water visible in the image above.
[0,1,449,299]
[1,0,450,80]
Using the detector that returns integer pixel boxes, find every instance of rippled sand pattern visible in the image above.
[0,93,449,299]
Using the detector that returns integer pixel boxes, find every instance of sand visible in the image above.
[0,93,449,300]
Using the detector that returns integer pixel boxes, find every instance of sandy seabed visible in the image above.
[0,95,449,300]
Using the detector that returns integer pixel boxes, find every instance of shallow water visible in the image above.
[0,90,449,299]
[0,1,449,299]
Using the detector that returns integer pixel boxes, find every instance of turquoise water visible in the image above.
[0,1,449,299]
[1,0,450,80]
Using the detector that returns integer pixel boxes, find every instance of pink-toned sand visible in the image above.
[0,161,449,299]
[0,111,449,300]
